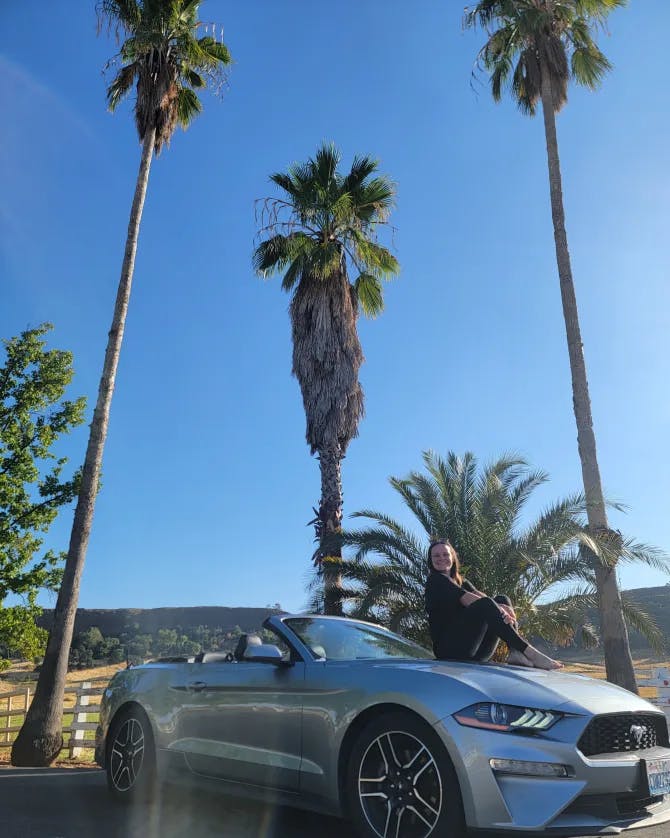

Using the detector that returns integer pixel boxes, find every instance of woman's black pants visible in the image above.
[435,596,528,661]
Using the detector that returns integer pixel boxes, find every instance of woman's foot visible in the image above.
[524,646,564,671]
[507,648,534,667]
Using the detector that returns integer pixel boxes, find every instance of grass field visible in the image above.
[1,657,668,765]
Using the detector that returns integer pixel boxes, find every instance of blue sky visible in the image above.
[1,1,668,613]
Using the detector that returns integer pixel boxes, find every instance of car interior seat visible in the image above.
[199,652,233,663]
[233,633,262,661]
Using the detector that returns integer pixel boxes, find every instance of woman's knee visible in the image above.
[494,594,512,607]
[477,596,503,616]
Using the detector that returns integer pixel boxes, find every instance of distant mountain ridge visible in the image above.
[37,605,280,637]
[36,584,670,651]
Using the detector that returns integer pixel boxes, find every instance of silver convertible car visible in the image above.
[95,614,670,836]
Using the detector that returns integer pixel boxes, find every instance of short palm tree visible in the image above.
[331,451,666,654]
[463,1,637,690]
[254,143,399,615]
[12,0,231,766]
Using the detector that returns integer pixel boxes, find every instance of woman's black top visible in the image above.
[425,570,476,655]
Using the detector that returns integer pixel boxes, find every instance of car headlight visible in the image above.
[453,702,562,732]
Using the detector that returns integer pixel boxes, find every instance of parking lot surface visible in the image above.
[1,766,668,837]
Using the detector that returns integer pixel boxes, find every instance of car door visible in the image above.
[169,647,305,791]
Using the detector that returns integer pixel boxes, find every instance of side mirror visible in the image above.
[244,644,288,664]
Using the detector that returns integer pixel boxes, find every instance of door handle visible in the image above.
[187,680,207,692]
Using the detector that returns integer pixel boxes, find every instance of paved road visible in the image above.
[1,767,668,838]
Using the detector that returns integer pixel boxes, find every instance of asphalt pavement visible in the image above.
[1,766,668,838]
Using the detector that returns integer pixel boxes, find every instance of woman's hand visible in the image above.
[498,603,516,624]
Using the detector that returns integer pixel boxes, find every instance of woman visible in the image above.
[424,540,562,670]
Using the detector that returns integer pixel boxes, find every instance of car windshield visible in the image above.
[284,617,433,661]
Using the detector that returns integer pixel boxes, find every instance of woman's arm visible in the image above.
[460,579,516,622]
[460,579,485,606]
[459,590,482,607]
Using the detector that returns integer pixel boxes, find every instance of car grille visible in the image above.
[578,713,669,756]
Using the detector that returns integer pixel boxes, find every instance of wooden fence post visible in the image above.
[69,681,90,759]
[652,668,670,718]
[3,694,10,745]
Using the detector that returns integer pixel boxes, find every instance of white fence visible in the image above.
[638,667,670,718]
[0,676,109,758]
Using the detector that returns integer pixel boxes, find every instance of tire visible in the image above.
[345,711,465,838]
[105,705,156,802]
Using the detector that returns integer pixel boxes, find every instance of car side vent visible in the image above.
[578,713,669,756]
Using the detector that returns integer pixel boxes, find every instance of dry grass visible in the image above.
[562,659,670,699]
[0,661,124,695]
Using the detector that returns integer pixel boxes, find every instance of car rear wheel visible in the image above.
[106,705,156,802]
[346,711,465,838]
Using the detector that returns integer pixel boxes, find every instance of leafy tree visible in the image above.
[0,325,85,666]
[0,606,49,666]
[328,451,667,653]
[69,626,108,667]
[463,1,636,690]
[106,641,126,664]
[192,625,213,648]
[12,0,232,766]
[253,143,399,614]
[155,628,179,655]
[124,632,153,663]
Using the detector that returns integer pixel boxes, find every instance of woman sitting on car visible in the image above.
[424,539,563,670]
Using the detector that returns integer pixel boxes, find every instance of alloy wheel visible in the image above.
[358,729,443,838]
[109,716,145,792]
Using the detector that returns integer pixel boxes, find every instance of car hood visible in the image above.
[396,659,657,716]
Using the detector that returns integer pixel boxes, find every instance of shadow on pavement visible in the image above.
[2,766,668,838]
[1,767,344,838]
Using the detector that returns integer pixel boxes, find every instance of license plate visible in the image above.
[643,757,670,797]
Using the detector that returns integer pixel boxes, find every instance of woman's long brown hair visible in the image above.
[428,540,463,585]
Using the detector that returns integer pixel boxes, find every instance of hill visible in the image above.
[616,585,670,651]
[35,584,670,653]
[37,605,279,638]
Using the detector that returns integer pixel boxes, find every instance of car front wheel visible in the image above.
[106,705,156,802]
[346,711,465,838]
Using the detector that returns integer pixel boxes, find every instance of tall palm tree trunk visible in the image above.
[319,445,344,616]
[11,128,157,766]
[539,69,637,693]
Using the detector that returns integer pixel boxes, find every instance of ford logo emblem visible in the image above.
[630,724,647,747]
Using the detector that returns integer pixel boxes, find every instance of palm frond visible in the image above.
[175,86,201,127]
[342,155,378,192]
[571,44,612,89]
[97,0,142,35]
[618,537,670,574]
[106,62,137,111]
[354,274,383,318]
[621,595,666,654]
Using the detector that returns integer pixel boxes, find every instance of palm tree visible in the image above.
[463,1,636,690]
[253,143,399,615]
[329,451,666,655]
[11,0,231,766]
